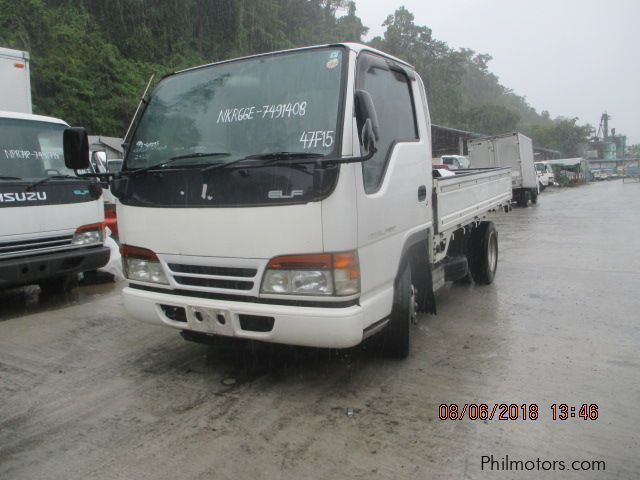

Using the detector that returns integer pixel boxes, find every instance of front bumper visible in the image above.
[123,286,365,348]
[0,246,110,288]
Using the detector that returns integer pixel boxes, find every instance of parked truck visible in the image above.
[0,47,32,114]
[1,47,109,292]
[63,43,511,357]
[467,132,539,207]
[535,161,555,190]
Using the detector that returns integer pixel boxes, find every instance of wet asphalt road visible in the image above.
[1,180,639,479]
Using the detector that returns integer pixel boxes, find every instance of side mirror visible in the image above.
[354,89,380,142]
[63,127,90,170]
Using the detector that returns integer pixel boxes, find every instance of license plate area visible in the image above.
[187,307,233,335]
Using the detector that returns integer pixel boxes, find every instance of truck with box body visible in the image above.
[64,43,511,357]
[467,132,539,207]
[0,47,32,114]
[0,47,109,292]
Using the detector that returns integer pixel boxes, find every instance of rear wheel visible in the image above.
[531,188,538,204]
[517,190,531,207]
[467,222,498,285]
[379,263,414,359]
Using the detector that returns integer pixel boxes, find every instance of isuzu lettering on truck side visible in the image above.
[64,44,511,357]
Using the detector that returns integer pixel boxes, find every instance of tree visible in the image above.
[458,105,520,135]
[530,118,593,156]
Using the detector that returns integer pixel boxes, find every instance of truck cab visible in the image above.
[534,161,555,190]
[441,155,470,170]
[0,111,109,292]
[65,43,511,357]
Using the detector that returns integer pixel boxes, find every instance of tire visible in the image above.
[539,182,546,192]
[379,263,414,359]
[531,188,538,204]
[517,190,531,207]
[38,274,77,295]
[467,222,498,285]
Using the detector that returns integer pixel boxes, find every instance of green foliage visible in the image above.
[457,105,521,134]
[530,117,593,156]
[0,1,586,149]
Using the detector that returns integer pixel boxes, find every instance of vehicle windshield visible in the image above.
[0,118,74,180]
[125,47,345,170]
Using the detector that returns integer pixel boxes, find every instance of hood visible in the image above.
[118,203,324,259]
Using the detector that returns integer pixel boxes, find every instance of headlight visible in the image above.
[261,251,359,296]
[120,244,169,285]
[72,222,105,245]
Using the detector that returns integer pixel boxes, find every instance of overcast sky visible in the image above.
[355,0,640,144]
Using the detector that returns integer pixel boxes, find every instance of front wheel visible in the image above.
[468,222,498,285]
[379,263,414,359]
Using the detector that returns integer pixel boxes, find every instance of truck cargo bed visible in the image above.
[433,167,512,233]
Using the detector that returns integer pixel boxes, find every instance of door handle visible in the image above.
[418,185,427,202]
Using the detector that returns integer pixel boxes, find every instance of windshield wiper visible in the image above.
[26,175,78,191]
[244,152,326,162]
[201,152,325,174]
[0,175,23,180]
[126,152,231,177]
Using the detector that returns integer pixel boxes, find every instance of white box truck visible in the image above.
[0,47,32,114]
[1,48,109,292]
[467,132,539,207]
[64,43,511,357]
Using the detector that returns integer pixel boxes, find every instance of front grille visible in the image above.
[173,275,253,291]
[166,261,259,293]
[0,234,75,259]
[168,263,256,278]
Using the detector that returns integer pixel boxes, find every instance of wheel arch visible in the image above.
[397,227,436,314]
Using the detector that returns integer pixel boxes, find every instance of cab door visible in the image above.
[354,52,432,326]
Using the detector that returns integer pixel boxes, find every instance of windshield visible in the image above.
[125,47,345,170]
[0,118,74,180]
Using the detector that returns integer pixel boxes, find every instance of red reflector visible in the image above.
[104,209,118,236]
[14,63,25,69]
[120,244,159,261]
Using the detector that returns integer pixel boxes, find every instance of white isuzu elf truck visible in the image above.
[1,47,109,293]
[63,43,511,357]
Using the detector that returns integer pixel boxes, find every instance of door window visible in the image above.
[357,54,418,193]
